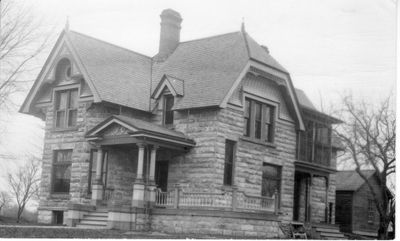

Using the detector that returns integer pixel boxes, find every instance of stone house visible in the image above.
[20,9,342,238]
[335,170,391,238]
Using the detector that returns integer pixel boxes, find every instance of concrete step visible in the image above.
[82,215,108,221]
[83,213,108,218]
[312,223,340,229]
[320,232,345,238]
[316,227,342,233]
[80,219,108,226]
[76,223,107,229]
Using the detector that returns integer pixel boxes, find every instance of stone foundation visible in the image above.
[151,209,282,238]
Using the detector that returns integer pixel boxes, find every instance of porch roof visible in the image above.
[85,115,195,148]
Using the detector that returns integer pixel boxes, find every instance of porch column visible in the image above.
[92,147,104,204]
[132,143,146,207]
[149,145,158,183]
[148,145,159,207]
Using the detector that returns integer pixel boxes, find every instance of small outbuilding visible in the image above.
[335,170,388,238]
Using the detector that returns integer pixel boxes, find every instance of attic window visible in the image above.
[163,95,174,125]
[66,66,71,78]
[55,58,72,81]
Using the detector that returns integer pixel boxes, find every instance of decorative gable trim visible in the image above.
[86,118,138,137]
[220,60,305,131]
[151,75,184,99]
[19,30,101,115]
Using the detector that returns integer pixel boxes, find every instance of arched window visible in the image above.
[55,58,72,81]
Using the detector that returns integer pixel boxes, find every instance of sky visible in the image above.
[0,0,397,190]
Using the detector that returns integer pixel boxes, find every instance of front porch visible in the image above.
[67,115,280,231]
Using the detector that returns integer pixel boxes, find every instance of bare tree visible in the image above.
[0,191,11,215]
[7,157,41,223]
[0,0,51,113]
[334,94,395,239]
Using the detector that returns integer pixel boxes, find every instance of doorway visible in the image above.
[155,161,169,191]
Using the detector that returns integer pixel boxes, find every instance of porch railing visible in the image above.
[155,187,278,213]
[154,190,174,207]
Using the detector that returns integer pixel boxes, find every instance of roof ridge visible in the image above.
[68,30,152,59]
[241,30,251,59]
[179,31,241,44]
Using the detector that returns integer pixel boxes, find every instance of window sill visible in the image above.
[49,193,70,200]
[52,127,79,133]
[240,136,277,148]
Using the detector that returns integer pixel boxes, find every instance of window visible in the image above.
[55,89,78,128]
[244,99,251,136]
[55,58,72,81]
[87,150,98,194]
[53,211,64,225]
[52,150,72,193]
[163,95,174,125]
[261,163,281,198]
[243,98,275,142]
[368,199,375,223]
[223,140,236,186]
[297,119,332,166]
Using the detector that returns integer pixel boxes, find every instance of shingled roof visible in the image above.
[67,31,152,111]
[336,170,377,191]
[66,30,289,111]
[21,13,312,125]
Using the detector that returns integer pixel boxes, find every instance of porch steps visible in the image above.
[76,210,108,229]
[312,224,346,239]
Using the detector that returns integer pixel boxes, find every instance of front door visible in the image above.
[293,172,302,221]
[155,161,169,191]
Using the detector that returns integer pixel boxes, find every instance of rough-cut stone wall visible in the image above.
[106,146,138,206]
[168,108,220,191]
[38,101,147,223]
[214,106,297,222]
[151,213,280,238]
[311,177,327,223]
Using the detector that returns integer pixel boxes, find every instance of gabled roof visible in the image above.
[151,75,184,99]
[151,31,289,110]
[21,27,310,131]
[67,31,152,110]
[295,89,316,110]
[336,170,376,191]
[151,32,249,110]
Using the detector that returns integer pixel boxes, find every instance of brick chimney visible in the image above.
[157,9,182,61]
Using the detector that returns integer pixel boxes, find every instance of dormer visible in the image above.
[151,75,184,126]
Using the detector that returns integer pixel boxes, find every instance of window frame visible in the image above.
[51,149,73,194]
[367,199,375,224]
[53,86,79,130]
[243,96,277,144]
[296,118,332,166]
[163,94,174,125]
[223,139,236,186]
[261,163,282,206]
